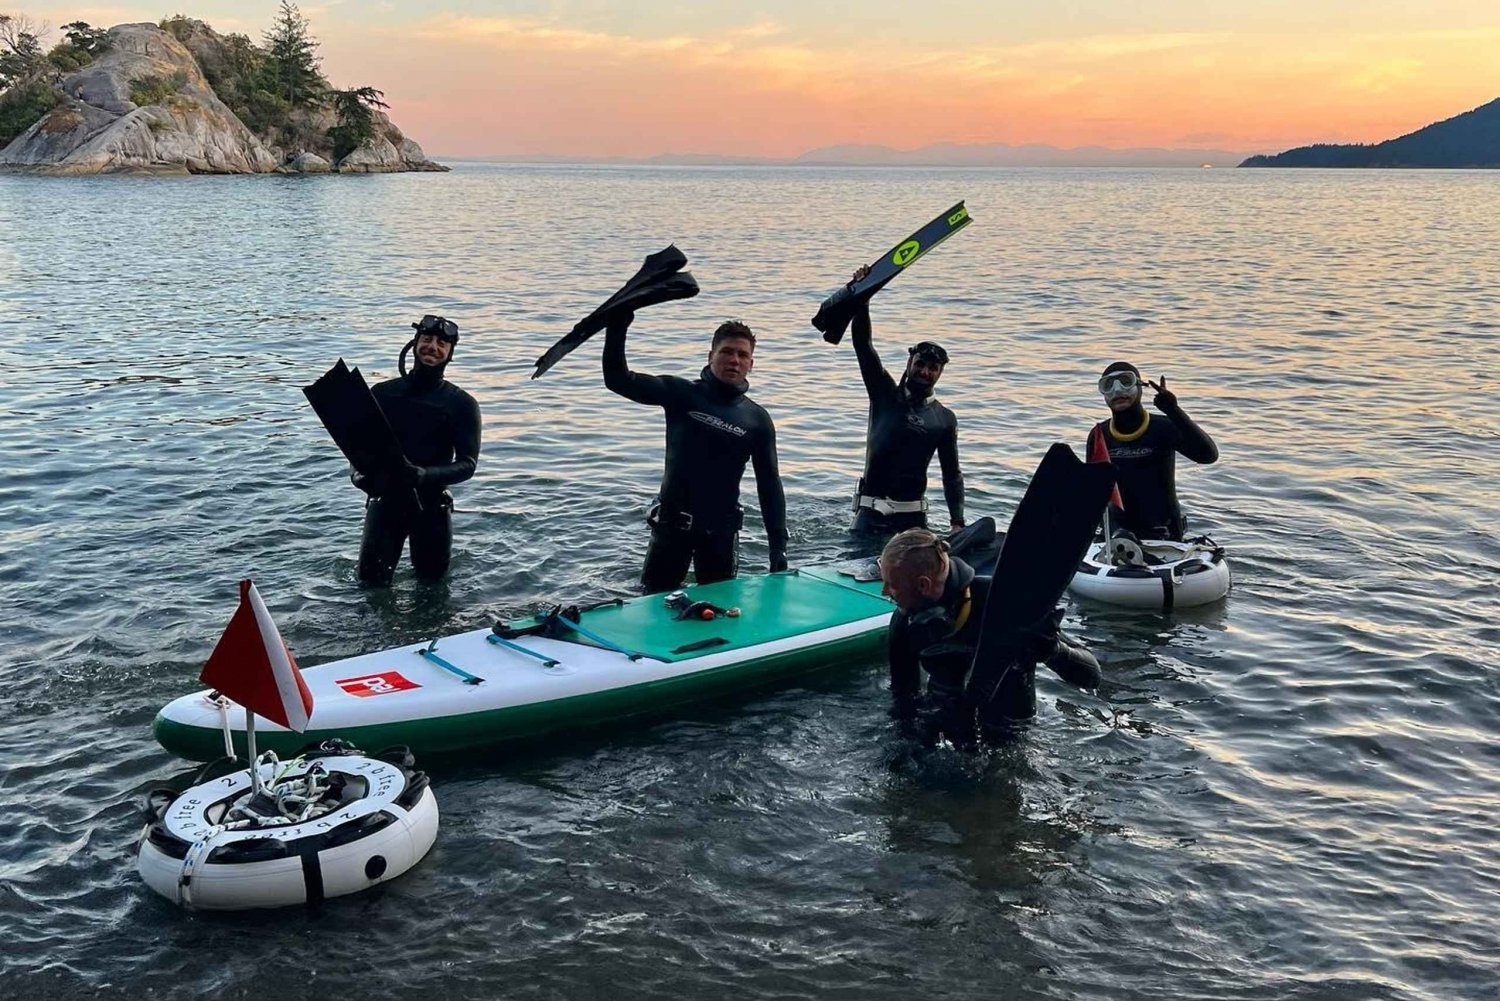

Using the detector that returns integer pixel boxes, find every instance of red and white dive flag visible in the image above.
[1087,427,1125,511]
[199,580,314,731]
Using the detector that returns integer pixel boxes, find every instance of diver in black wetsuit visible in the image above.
[843,270,964,539]
[1088,362,1218,541]
[603,311,788,593]
[353,315,481,586]
[880,529,1100,746]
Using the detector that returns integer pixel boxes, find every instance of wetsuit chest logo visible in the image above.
[1110,445,1156,459]
[688,411,748,437]
[904,412,930,432]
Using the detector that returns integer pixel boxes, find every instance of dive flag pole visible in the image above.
[245,706,261,797]
[1087,427,1123,542]
[199,580,315,799]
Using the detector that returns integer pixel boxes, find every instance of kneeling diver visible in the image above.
[880,528,1100,746]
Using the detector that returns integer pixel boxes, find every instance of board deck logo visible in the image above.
[892,240,922,266]
[948,207,968,226]
[336,671,422,697]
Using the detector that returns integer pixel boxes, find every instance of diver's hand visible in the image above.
[399,459,426,489]
[351,470,382,496]
[769,552,789,573]
[1148,376,1178,412]
[852,265,871,283]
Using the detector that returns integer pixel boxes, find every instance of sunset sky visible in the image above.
[19,1,1500,157]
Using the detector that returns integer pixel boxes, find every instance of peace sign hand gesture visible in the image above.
[1148,376,1178,412]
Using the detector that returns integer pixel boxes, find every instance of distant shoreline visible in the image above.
[432,156,1250,169]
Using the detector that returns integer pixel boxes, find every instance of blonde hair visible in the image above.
[880,529,948,582]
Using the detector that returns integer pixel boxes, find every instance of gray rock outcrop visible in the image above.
[1,23,278,174]
[283,151,331,173]
[0,21,445,175]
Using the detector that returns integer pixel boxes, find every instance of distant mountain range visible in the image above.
[484,141,1248,168]
[1240,97,1500,168]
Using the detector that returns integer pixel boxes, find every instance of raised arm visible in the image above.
[1151,377,1218,464]
[850,300,896,399]
[603,312,675,406]
[751,418,789,571]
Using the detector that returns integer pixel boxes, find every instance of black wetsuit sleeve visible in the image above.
[1162,403,1219,464]
[1044,632,1101,691]
[752,417,788,558]
[603,316,676,407]
[938,418,964,526]
[420,393,481,489]
[887,612,920,709]
[850,302,897,400]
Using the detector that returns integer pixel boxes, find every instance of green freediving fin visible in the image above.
[812,201,972,344]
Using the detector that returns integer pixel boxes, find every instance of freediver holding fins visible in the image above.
[843,267,965,540]
[534,245,788,593]
[878,444,1116,748]
[303,314,481,587]
[290,200,1225,750]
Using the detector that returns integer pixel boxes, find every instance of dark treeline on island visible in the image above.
[1241,97,1500,168]
[0,3,444,174]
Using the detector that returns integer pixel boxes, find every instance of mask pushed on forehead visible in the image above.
[400,314,460,376]
[413,314,459,344]
[909,341,949,367]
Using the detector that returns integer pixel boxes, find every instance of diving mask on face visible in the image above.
[1098,370,1140,396]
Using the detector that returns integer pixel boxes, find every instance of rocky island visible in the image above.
[0,6,445,175]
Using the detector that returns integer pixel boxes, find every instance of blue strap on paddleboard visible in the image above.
[538,610,654,662]
[485,632,561,669]
[418,639,483,685]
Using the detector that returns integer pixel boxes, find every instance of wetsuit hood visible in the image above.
[900,555,977,653]
[1108,398,1147,434]
[944,555,977,604]
[898,373,934,405]
[399,340,450,390]
[699,365,748,399]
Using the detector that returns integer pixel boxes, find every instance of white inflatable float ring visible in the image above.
[1068,536,1230,610]
[138,741,438,910]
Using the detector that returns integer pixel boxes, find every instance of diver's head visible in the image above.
[904,341,948,395]
[879,528,949,613]
[399,314,460,377]
[707,320,756,384]
[1099,361,1142,414]
[412,314,459,368]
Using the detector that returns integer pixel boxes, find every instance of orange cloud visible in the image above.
[152,9,1500,157]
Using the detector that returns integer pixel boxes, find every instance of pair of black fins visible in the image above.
[530,200,972,377]
[301,359,412,499]
[531,245,700,379]
[965,443,1117,698]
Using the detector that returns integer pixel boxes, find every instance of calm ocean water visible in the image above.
[0,163,1496,1000]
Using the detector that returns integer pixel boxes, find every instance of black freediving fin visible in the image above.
[964,444,1115,699]
[812,201,972,344]
[532,245,701,378]
[302,359,410,486]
